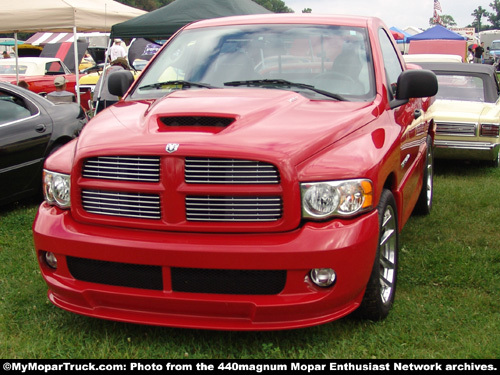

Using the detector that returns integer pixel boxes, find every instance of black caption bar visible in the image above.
[2,360,498,374]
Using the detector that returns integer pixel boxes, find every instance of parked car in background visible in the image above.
[0,82,87,206]
[0,57,91,110]
[33,14,437,330]
[418,62,500,167]
[487,39,500,64]
[403,54,463,63]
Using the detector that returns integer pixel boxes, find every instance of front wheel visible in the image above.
[355,189,399,321]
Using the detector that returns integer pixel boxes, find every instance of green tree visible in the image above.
[117,1,173,11]
[487,0,500,28]
[428,14,457,27]
[254,0,294,13]
[471,6,489,31]
[117,0,293,13]
[302,8,312,13]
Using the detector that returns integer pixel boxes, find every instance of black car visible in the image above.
[0,82,87,205]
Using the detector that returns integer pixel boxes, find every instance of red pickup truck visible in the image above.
[33,14,437,330]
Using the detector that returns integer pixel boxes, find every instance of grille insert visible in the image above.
[82,156,160,182]
[185,158,280,184]
[82,190,161,219]
[171,268,286,295]
[186,196,282,222]
[67,257,163,290]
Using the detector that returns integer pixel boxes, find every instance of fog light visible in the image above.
[310,268,336,287]
[44,252,58,269]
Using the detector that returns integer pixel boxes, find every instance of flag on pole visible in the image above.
[434,0,442,12]
[433,10,442,25]
[433,0,443,25]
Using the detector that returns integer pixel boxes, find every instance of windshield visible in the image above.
[490,41,500,50]
[0,63,29,75]
[435,73,488,102]
[130,24,375,101]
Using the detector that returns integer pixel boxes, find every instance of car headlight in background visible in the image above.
[301,179,373,219]
[43,170,71,209]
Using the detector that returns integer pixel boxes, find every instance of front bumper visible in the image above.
[33,203,379,331]
[434,139,500,161]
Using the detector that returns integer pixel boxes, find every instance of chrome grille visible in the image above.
[82,156,160,182]
[82,190,161,219]
[185,158,280,184]
[436,122,476,137]
[186,196,282,222]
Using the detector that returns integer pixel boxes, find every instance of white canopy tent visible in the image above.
[0,0,146,103]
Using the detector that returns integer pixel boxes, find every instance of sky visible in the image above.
[284,0,491,30]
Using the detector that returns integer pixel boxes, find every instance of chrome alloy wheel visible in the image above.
[424,145,433,207]
[356,189,398,320]
[379,204,397,304]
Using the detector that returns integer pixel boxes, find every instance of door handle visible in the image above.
[35,124,47,133]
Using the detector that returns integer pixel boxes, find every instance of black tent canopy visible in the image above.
[110,0,272,40]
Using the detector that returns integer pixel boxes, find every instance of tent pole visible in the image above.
[14,32,19,85]
[73,26,81,105]
[93,37,113,116]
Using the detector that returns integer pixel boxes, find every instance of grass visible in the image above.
[0,160,499,359]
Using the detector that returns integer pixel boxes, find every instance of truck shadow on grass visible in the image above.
[434,159,499,178]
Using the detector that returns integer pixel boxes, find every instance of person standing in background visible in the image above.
[93,57,130,113]
[108,39,127,62]
[474,42,485,64]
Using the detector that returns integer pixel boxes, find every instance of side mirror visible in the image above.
[396,69,438,100]
[108,70,134,97]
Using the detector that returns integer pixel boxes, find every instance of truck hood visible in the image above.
[430,99,500,124]
[78,88,378,166]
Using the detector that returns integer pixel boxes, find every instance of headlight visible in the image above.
[43,170,71,209]
[301,179,373,219]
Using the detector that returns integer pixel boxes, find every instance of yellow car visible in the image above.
[419,62,500,167]
[79,65,140,114]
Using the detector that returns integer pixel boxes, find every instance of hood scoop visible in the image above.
[158,116,236,133]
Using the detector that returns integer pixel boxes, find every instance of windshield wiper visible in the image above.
[224,79,346,101]
[139,80,215,91]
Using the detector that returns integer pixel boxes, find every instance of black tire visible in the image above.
[491,150,499,168]
[355,189,399,321]
[413,135,433,215]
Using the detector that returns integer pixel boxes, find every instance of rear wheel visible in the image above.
[356,189,399,321]
[492,150,499,168]
[413,135,433,215]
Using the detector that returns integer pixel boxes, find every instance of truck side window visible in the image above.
[378,29,403,100]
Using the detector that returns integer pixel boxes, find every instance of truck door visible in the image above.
[378,29,428,220]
